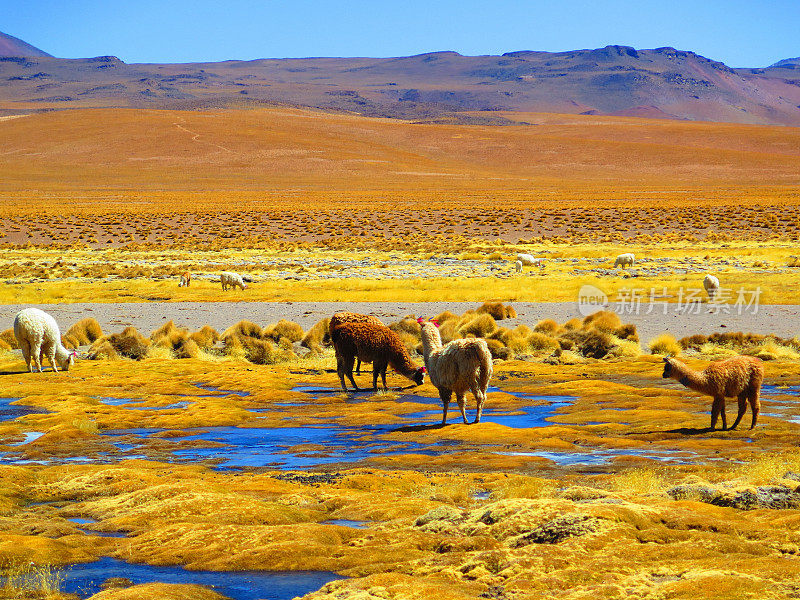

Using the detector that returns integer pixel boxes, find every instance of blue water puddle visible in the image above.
[497,448,700,466]
[66,518,127,538]
[471,491,491,500]
[0,397,48,421]
[322,519,369,528]
[193,383,250,397]
[89,386,580,469]
[98,397,190,411]
[62,556,344,600]
[163,424,438,469]
[8,431,44,446]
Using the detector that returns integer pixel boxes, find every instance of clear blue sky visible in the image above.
[3,0,798,67]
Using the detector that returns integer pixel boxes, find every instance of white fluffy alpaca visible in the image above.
[14,308,75,374]
[703,274,720,300]
[418,318,493,425]
[613,253,635,269]
[220,271,247,291]
[514,260,523,273]
[517,253,545,268]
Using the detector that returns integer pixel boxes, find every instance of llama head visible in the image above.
[412,366,425,386]
[61,350,76,371]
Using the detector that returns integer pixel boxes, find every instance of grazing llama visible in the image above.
[662,355,763,430]
[14,308,76,374]
[330,322,425,392]
[220,271,247,291]
[179,271,191,287]
[418,318,493,424]
[329,312,383,374]
[703,274,720,301]
[614,253,635,269]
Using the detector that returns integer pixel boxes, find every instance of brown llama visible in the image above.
[329,312,383,374]
[179,271,191,287]
[662,355,764,430]
[330,322,425,392]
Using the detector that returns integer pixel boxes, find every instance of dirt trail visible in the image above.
[0,301,796,342]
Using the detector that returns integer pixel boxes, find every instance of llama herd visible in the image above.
[9,306,764,431]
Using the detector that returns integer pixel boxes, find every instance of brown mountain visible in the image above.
[0,31,52,58]
[1,35,798,126]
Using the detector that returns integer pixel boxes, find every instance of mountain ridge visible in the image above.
[0,32,798,126]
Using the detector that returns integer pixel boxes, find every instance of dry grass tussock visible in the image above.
[0,560,64,597]
[649,334,682,356]
[476,301,517,320]
[677,331,800,361]
[61,317,103,349]
[0,329,18,350]
[382,306,640,362]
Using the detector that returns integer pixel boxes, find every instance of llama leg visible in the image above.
[710,396,724,430]
[749,389,761,429]
[336,356,348,391]
[371,360,387,391]
[380,366,388,391]
[439,389,452,425]
[20,339,32,372]
[470,384,484,424]
[344,355,360,391]
[456,392,468,424]
[730,393,748,430]
[356,358,361,375]
[48,349,59,374]
[32,342,43,373]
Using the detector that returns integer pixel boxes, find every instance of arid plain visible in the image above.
[1,107,800,600]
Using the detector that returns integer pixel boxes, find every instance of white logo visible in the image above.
[577,284,608,316]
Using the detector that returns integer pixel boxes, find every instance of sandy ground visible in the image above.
[0,301,798,342]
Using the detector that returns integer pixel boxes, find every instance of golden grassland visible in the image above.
[0,240,799,304]
[0,107,799,250]
[1,348,800,599]
[2,107,800,597]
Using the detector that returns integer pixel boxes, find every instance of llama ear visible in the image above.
[421,366,426,373]
[433,320,440,328]
[416,317,424,324]
[663,356,669,362]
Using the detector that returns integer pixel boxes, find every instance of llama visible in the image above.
[330,322,425,392]
[220,271,247,291]
[514,260,523,273]
[703,274,720,301]
[179,271,191,287]
[614,253,635,269]
[14,308,76,374]
[662,355,763,430]
[418,318,493,425]
[517,254,545,268]
[329,312,383,374]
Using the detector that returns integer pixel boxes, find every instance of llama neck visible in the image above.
[420,324,442,360]
[670,361,711,394]
[389,345,418,379]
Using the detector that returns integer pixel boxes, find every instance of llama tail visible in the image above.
[478,342,493,392]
